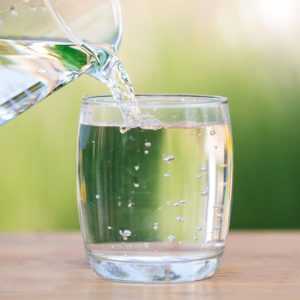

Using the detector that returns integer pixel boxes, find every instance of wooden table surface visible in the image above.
[0,232,299,300]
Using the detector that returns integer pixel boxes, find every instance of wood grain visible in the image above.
[0,232,299,300]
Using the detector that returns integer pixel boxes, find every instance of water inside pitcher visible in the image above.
[0,0,122,125]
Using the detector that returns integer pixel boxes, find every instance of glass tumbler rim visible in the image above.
[82,94,228,108]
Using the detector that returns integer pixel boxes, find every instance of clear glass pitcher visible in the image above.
[0,0,122,125]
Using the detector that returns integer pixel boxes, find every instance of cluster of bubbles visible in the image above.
[4,1,47,19]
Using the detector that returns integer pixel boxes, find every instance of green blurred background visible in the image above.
[1,0,300,231]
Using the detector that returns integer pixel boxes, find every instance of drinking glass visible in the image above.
[77,95,233,283]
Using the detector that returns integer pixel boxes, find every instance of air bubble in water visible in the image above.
[134,165,140,171]
[176,216,185,223]
[200,166,207,172]
[168,235,176,242]
[210,129,216,136]
[127,200,134,208]
[144,242,149,248]
[107,226,112,230]
[119,229,131,241]
[144,142,151,147]
[144,150,149,155]
[117,201,122,207]
[120,127,126,134]
[95,194,100,200]
[133,182,140,188]
[173,200,186,207]
[10,6,18,16]
[196,174,202,179]
[152,223,159,231]
[163,171,171,178]
[196,226,203,231]
[201,188,209,196]
[163,155,174,163]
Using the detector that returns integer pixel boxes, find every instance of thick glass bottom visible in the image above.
[87,251,221,283]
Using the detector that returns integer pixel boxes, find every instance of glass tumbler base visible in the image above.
[87,253,221,283]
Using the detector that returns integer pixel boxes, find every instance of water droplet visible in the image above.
[107,226,112,230]
[10,6,18,16]
[133,182,140,188]
[176,216,185,223]
[95,194,100,200]
[200,166,207,172]
[163,171,171,178]
[152,223,159,231]
[193,236,198,241]
[196,174,202,179]
[144,150,149,155]
[168,235,176,242]
[163,155,174,163]
[144,142,151,147]
[210,129,216,136]
[134,165,140,171]
[117,201,122,207]
[144,242,149,248]
[200,188,209,197]
[196,226,203,231]
[119,229,131,241]
[29,4,37,12]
